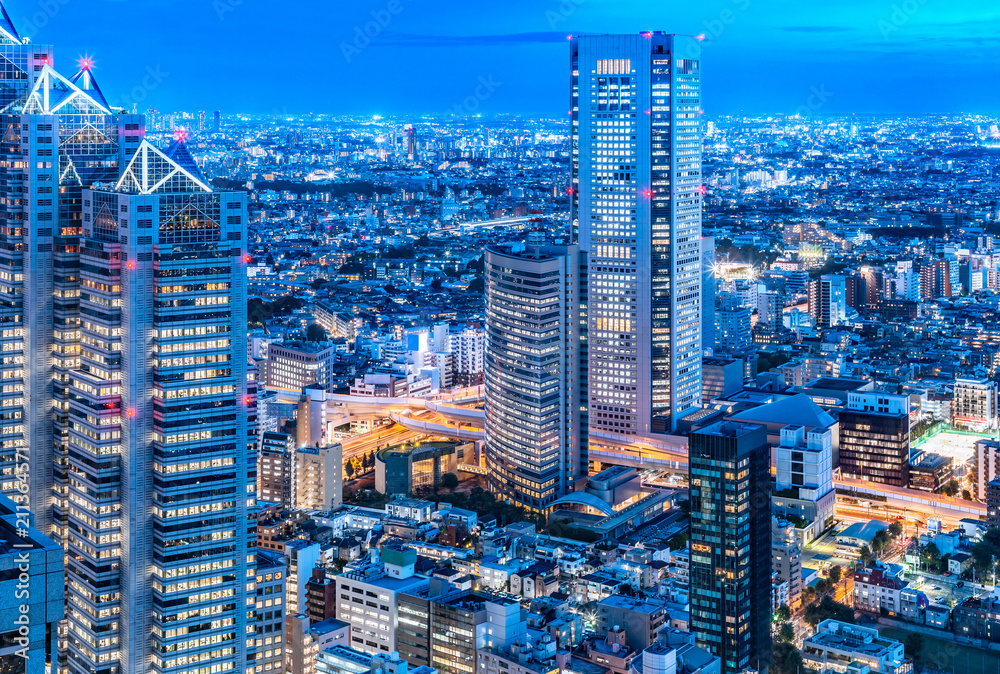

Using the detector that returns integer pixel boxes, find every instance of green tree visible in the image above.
[922,542,941,571]
[441,473,459,491]
[905,633,924,661]
[859,545,875,567]
[962,489,973,501]
[778,622,795,643]
[872,529,890,553]
[345,461,355,479]
[829,565,842,586]
[942,479,960,497]
[306,324,327,342]
[888,521,903,538]
[430,278,443,291]
[467,276,485,293]
[774,604,791,622]
[771,641,804,674]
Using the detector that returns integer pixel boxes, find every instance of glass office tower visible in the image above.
[571,33,703,434]
[0,7,143,544]
[483,241,587,514]
[689,421,771,674]
[66,140,254,674]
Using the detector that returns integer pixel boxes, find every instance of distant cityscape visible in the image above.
[2,5,1000,674]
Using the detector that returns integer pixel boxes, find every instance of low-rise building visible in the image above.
[853,563,909,615]
[801,620,911,674]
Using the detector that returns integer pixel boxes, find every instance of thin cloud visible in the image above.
[373,32,569,47]
[780,26,854,33]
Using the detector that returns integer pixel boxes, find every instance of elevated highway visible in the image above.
[270,386,982,523]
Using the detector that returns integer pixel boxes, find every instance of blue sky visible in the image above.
[11,0,1000,116]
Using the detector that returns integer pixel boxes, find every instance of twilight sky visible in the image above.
[11,0,1000,116]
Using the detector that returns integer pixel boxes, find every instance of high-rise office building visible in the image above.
[214,110,222,133]
[689,421,771,674]
[714,292,751,353]
[838,390,911,487]
[483,241,587,514]
[571,33,703,434]
[64,138,253,674]
[261,430,295,507]
[808,274,847,328]
[0,10,143,546]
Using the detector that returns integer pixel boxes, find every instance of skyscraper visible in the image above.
[1,9,257,673]
[483,240,587,514]
[807,274,847,328]
[571,33,703,434]
[64,139,254,674]
[0,8,143,544]
[689,421,771,674]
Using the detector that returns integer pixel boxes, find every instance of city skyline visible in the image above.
[3,0,996,116]
[2,2,1000,674]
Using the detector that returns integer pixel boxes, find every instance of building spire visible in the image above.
[71,55,111,110]
[0,2,22,44]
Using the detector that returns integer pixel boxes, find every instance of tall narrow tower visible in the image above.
[689,421,771,674]
[571,33,703,434]
[483,240,588,514]
[0,7,143,543]
[66,139,253,674]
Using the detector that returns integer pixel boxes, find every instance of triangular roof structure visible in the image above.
[116,140,212,194]
[163,139,209,185]
[70,62,111,112]
[0,2,22,45]
[20,64,112,115]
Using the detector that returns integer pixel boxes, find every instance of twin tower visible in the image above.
[0,7,255,674]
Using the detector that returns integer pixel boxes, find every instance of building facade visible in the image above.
[571,32,703,433]
[260,430,294,507]
[953,378,998,431]
[688,422,771,674]
[0,493,64,674]
[265,341,336,392]
[483,242,587,513]
[808,275,847,328]
[838,391,911,487]
[65,139,253,674]
[294,444,344,512]
[0,21,143,548]
[256,550,288,674]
